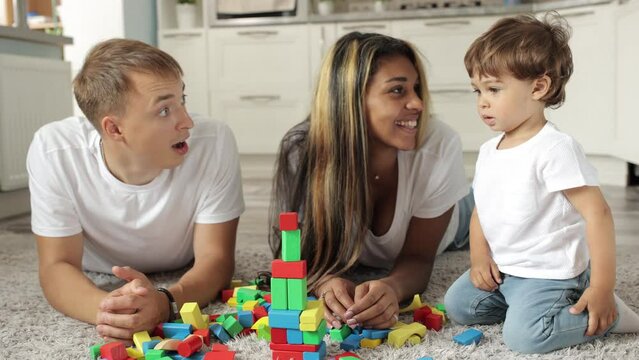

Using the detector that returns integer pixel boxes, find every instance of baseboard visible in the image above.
[0,188,30,220]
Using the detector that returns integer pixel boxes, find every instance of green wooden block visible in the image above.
[287,278,308,311]
[282,229,301,261]
[89,344,101,360]
[302,319,327,345]
[237,288,260,302]
[435,303,447,314]
[257,324,271,341]
[145,349,166,360]
[216,313,237,324]
[222,316,243,337]
[330,325,352,341]
[257,298,267,305]
[270,277,288,310]
[173,318,183,323]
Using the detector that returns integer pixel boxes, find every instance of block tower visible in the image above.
[269,212,327,360]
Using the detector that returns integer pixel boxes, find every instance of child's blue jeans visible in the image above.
[444,268,618,354]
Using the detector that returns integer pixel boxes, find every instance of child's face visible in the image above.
[365,55,423,152]
[118,72,193,170]
[470,73,545,135]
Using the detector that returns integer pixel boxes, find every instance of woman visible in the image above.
[269,32,472,330]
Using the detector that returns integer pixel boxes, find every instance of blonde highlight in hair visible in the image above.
[464,12,573,108]
[270,32,431,292]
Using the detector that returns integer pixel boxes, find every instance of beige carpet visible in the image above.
[0,216,638,360]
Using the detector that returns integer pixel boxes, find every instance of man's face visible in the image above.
[117,72,193,171]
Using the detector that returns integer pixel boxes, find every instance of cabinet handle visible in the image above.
[561,10,595,18]
[341,24,386,31]
[431,89,472,95]
[239,95,281,102]
[237,30,279,37]
[424,20,471,27]
[162,33,202,39]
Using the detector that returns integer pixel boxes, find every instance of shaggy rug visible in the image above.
[0,217,638,359]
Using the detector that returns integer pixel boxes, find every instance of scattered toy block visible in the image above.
[282,229,301,261]
[193,328,211,347]
[272,259,307,279]
[360,338,382,348]
[230,279,243,288]
[413,305,432,323]
[361,328,390,339]
[252,316,269,330]
[408,334,422,345]
[388,322,427,348]
[257,324,271,341]
[237,287,261,302]
[242,300,260,311]
[132,331,151,353]
[238,310,255,328]
[125,346,144,359]
[264,294,272,303]
[204,350,236,360]
[221,289,234,303]
[435,303,446,314]
[227,297,238,307]
[89,344,101,360]
[144,348,166,360]
[330,325,352,341]
[335,352,362,359]
[222,315,243,337]
[302,341,326,360]
[423,313,443,331]
[180,302,208,330]
[162,323,192,339]
[100,342,128,360]
[287,278,308,311]
[154,339,180,351]
[340,333,363,351]
[399,294,423,313]
[453,328,483,346]
[141,340,160,354]
[254,305,269,320]
[279,212,299,231]
[211,344,229,352]
[210,323,231,343]
[177,334,203,357]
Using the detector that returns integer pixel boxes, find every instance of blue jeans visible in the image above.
[444,268,618,354]
[448,189,474,250]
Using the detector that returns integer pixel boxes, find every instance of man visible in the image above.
[27,39,244,343]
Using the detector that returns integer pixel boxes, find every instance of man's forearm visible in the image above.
[168,256,234,310]
[40,262,107,324]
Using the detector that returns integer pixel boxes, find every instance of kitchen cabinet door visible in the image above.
[159,30,209,117]
[309,23,337,90]
[336,21,393,37]
[614,0,639,164]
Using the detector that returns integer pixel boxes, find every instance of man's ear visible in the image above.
[532,75,552,101]
[100,115,123,141]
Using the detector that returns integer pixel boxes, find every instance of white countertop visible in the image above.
[0,25,72,45]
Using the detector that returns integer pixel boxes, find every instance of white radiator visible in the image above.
[0,54,72,191]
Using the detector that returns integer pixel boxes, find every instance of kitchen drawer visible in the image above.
[336,21,393,37]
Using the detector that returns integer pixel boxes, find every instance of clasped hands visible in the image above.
[95,266,169,344]
[317,276,400,330]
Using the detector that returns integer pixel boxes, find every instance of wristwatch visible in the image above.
[157,287,179,322]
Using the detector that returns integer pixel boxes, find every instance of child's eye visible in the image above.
[472,88,480,94]
[159,107,169,117]
[489,87,500,93]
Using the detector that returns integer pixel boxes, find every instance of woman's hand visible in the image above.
[569,286,617,336]
[470,254,501,292]
[95,266,168,344]
[315,276,356,329]
[344,279,399,329]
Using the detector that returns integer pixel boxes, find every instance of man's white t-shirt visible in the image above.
[473,122,598,280]
[27,116,245,273]
[358,119,470,269]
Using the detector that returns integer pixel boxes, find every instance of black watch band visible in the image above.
[157,287,179,322]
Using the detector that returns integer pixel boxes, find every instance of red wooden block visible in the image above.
[264,294,272,303]
[271,259,307,279]
[222,289,234,303]
[240,328,254,336]
[100,342,128,360]
[270,343,320,352]
[253,305,268,320]
[271,328,288,344]
[152,323,164,338]
[211,344,229,352]
[279,212,299,231]
[413,305,432,323]
[210,314,221,322]
[336,352,362,359]
[178,334,203,357]
[272,350,303,360]
[194,328,211,346]
[204,351,236,360]
[424,313,443,331]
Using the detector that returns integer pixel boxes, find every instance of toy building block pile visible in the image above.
[269,212,327,360]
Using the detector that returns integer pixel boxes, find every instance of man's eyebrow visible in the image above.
[153,94,175,105]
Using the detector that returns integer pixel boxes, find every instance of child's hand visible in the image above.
[569,286,617,336]
[344,279,399,329]
[470,256,502,292]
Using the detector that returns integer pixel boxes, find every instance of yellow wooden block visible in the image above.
[155,339,180,350]
[233,285,257,297]
[227,297,238,307]
[230,279,243,288]
[388,322,427,348]
[300,322,319,332]
[126,346,144,359]
[300,300,325,327]
[151,336,163,341]
[391,321,408,329]
[399,294,423,313]
[202,314,210,326]
[132,331,151,353]
[408,334,422,345]
[180,302,208,330]
[360,338,382,348]
[251,316,269,330]
[242,300,259,311]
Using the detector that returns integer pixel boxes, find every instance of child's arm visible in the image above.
[564,186,617,336]
[469,207,502,291]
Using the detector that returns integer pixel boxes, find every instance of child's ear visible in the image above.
[101,115,123,141]
[532,75,552,101]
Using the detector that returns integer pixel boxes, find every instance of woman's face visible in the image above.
[364,55,423,152]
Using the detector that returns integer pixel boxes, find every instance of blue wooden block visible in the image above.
[238,310,254,328]
[142,340,161,354]
[210,323,231,343]
[162,323,192,339]
[340,333,362,351]
[168,351,206,360]
[269,309,301,329]
[287,329,304,344]
[263,302,271,312]
[417,357,434,360]
[453,328,483,346]
[303,341,326,360]
[362,328,391,339]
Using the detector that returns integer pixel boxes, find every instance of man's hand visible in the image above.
[344,279,399,329]
[470,254,502,292]
[315,276,356,329]
[95,266,169,343]
[569,286,617,336]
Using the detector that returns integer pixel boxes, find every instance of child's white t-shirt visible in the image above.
[27,116,245,273]
[473,122,598,280]
[358,119,470,269]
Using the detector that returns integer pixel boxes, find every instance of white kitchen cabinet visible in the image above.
[309,23,337,88]
[336,21,394,37]
[614,0,639,164]
[158,31,209,116]
[209,90,310,153]
[207,24,311,93]
[543,5,616,155]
